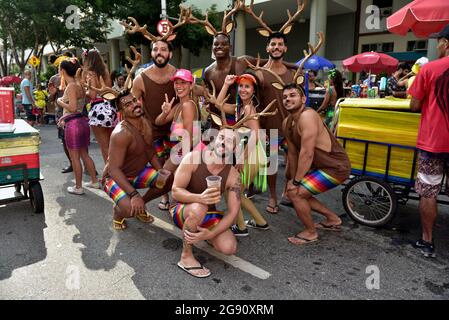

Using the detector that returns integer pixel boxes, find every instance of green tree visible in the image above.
[95,0,220,68]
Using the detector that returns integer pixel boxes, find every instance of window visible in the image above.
[407,40,428,52]
[362,42,394,53]
[382,42,394,52]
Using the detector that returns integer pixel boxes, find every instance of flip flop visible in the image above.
[315,222,342,232]
[112,218,127,231]
[266,205,279,214]
[288,235,319,246]
[177,261,211,278]
[136,211,155,224]
[158,199,170,211]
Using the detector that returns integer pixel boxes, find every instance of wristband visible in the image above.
[292,179,301,186]
[128,190,139,199]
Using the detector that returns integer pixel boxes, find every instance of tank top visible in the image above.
[186,161,232,211]
[105,120,155,178]
[61,84,85,116]
[141,72,176,139]
[259,67,296,136]
[285,109,351,181]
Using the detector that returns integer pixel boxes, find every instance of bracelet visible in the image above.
[292,179,301,186]
[128,190,139,199]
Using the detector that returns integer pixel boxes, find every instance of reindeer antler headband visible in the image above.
[88,46,142,110]
[204,80,277,130]
[120,5,189,43]
[243,0,306,37]
[245,32,324,91]
[185,0,242,37]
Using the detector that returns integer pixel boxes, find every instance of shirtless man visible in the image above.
[171,128,241,278]
[131,40,177,211]
[103,92,173,230]
[282,83,351,245]
[252,32,297,214]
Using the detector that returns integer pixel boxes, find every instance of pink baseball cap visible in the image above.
[170,69,194,83]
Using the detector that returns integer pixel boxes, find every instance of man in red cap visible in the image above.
[409,23,449,258]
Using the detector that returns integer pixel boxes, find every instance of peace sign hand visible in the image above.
[162,94,175,114]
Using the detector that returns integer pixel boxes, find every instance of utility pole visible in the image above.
[161,0,167,19]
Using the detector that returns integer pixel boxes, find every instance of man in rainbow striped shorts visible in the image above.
[103,92,173,230]
[282,83,351,246]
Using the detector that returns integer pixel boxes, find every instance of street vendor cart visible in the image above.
[0,119,44,213]
[334,97,448,227]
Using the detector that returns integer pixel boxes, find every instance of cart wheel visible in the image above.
[29,182,44,214]
[15,182,21,193]
[342,176,397,227]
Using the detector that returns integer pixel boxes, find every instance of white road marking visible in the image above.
[85,186,272,280]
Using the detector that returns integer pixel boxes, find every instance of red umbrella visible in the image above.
[1,75,22,85]
[343,52,398,74]
[387,0,449,38]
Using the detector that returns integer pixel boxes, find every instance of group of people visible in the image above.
[48,2,449,278]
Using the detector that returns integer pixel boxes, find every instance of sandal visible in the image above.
[136,211,155,224]
[113,218,127,230]
[266,204,279,214]
[315,222,342,232]
[288,235,318,246]
[177,261,211,278]
[158,199,170,211]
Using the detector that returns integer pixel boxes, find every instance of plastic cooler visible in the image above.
[0,87,15,132]
[0,119,40,185]
[335,97,420,184]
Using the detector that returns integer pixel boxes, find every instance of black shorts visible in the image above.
[23,104,35,122]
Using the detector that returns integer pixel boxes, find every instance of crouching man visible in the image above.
[171,128,242,278]
[103,92,172,230]
[282,83,351,245]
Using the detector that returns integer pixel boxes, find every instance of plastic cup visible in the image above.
[156,169,171,189]
[206,176,222,203]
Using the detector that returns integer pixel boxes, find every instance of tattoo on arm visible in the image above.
[229,176,242,201]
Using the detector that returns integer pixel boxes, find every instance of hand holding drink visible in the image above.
[156,169,171,189]
[204,176,222,204]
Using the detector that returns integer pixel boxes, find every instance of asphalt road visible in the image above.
[1,124,449,300]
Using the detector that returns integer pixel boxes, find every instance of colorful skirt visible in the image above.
[241,141,268,192]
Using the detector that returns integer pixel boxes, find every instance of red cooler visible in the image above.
[0,87,14,124]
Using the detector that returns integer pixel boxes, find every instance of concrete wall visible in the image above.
[326,13,356,60]
[359,32,421,53]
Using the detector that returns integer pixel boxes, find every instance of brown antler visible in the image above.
[185,8,218,36]
[124,46,142,90]
[294,31,325,82]
[120,17,158,42]
[121,5,188,43]
[279,0,306,34]
[204,80,233,127]
[242,0,274,37]
[88,76,121,101]
[221,0,242,34]
[244,54,286,89]
[231,99,278,129]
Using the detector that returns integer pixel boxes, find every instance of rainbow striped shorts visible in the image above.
[103,166,159,204]
[300,169,343,195]
[169,203,224,231]
[154,135,177,158]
